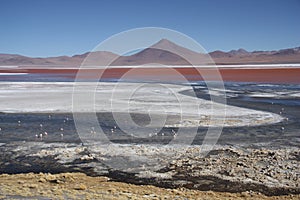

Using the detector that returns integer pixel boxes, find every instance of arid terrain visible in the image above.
[0,172,299,200]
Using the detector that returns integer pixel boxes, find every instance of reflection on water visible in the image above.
[0,73,75,82]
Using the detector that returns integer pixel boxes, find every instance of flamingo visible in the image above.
[60,127,64,139]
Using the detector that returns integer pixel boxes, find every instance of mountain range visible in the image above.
[1,39,300,66]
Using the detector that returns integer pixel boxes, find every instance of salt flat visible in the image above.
[0,82,283,127]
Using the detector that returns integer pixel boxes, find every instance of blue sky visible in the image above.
[0,0,299,57]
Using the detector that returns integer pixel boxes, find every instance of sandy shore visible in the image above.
[0,172,299,200]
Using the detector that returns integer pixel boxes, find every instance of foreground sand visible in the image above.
[0,173,299,200]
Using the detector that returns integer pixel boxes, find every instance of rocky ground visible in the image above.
[159,146,300,195]
[0,172,299,200]
[0,142,299,199]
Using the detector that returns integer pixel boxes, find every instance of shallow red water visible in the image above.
[0,67,299,84]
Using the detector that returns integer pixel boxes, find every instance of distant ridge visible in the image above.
[0,39,300,66]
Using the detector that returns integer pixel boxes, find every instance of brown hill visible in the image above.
[0,51,118,66]
[210,47,300,64]
[0,40,300,66]
[111,39,209,65]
